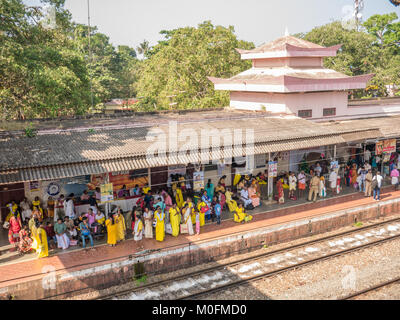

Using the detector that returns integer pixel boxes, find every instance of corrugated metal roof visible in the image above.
[0,112,394,184]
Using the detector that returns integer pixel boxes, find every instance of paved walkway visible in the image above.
[1,186,399,288]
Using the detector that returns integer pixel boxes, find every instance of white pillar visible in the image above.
[268,153,273,201]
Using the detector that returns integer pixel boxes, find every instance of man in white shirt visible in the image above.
[372,171,383,201]
[288,172,297,199]
[297,171,306,199]
[364,149,371,163]
[328,170,338,195]
[314,163,322,176]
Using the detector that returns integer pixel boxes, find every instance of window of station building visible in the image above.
[298,109,312,118]
[323,108,336,117]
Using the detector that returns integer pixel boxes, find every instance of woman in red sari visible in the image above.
[8,211,22,246]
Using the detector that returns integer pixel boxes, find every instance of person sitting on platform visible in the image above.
[225,188,238,213]
[240,186,253,209]
[215,182,225,194]
[79,217,94,250]
[44,222,57,249]
[130,184,141,196]
[234,203,253,224]
[117,185,130,198]
[64,216,77,239]
[80,190,90,203]
[248,181,261,207]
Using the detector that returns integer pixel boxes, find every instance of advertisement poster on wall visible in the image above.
[193,171,204,191]
[100,183,114,203]
[109,170,148,193]
[29,181,40,192]
[376,139,396,155]
[268,161,278,177]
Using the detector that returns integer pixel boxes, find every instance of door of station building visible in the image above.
[150,166,168,192]
[0,183,25,221]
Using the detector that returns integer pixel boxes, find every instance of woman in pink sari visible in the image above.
[8,211,22,247]
[161,190,173,212]
[248,181,261,207]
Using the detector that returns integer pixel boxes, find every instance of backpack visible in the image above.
[371,177,378,189]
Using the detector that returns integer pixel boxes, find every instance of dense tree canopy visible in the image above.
[135,21,254,110]
[300,14,400,98]
[1,0,399,120]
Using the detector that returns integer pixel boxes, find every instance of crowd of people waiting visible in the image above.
[2,150,399,259]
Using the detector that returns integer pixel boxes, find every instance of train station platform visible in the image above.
[1,186,400,299]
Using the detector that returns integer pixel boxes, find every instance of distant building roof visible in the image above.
[236,35,342,59]
[104,98,138,106]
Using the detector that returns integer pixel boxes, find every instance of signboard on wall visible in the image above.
[268,161,278,177]
[100,183,114,203]
[376,139,396,155]
[193,171,204,191]
[29,181,40,192]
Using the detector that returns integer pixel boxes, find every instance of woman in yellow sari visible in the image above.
[197,201,207,227]
[30,218,40,253]
[155,208,165,242]
[114,208,126,242]
[169,204,180,237]
[175,188,184,209]
[234,203,253,223]
[225,188,238,213]
[105,216,118,246]
[36,222,49,258]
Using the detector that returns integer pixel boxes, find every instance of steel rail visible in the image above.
[96,217,400,300]
[179,234,400,300]
[341,277,400,300]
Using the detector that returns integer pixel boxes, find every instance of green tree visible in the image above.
[0,0,91,119]
[301,20,400,98]
[135,21,254,111]
[363,12,400,48]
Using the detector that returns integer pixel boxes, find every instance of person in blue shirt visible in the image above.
[214,200,222,225]
[79,217,94,249]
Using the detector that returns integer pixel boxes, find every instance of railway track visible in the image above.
[341,277,400,300]
[100,217,400,300]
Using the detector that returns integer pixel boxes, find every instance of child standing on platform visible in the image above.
[195,211,200,235]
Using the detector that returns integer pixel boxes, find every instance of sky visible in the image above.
[25,0,400,48]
